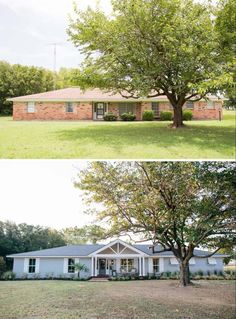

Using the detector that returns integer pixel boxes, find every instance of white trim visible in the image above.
[95,256,98,276]
[90,239,148,256]
[159,258,164,272]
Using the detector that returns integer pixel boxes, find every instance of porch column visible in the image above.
[143,257,146,276]
[139,257,142,276]
[116,258,121,274]
[95,256,98,276]
[91,257,94,277]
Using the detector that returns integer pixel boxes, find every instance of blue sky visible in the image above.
[0,0,111,70]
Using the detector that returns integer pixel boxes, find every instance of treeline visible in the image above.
[0,220,106,272]
[0,61,81,115]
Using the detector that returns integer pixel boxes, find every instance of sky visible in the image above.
[0,0,112,70]
[0,160,97,229]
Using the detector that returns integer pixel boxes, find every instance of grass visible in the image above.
[0,110,235,159]
[0,280,235,319]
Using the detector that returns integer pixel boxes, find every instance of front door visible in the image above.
[94,102,106,120]
[99,259,106,276]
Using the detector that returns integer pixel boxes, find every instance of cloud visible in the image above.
[0,0,112,69]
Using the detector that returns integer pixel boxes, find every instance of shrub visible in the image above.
[2,271,16,280]
[120,112,136,121]
[0,257,6,278]
[103,113,118,121]
[142,110,154,121]
[160,111,172,121]
[197,270,204,277]
[183,110,193,121]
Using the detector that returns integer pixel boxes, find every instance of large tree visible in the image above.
[75,162,235,286]
[68,0,231,127]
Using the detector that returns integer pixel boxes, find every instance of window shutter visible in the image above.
[35,258,40,273]
[24,258,29,273]
[63,258,68,274]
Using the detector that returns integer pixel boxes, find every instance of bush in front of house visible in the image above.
[142,110,154,121]
[104,113,118,121]
[120,112,136,121]
[183,110,193,121]
[1,271,16,280]
[160,111,172,121]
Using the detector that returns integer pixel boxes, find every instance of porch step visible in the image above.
[89,277,110,282]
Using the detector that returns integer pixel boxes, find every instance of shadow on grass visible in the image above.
[55,122,235,156]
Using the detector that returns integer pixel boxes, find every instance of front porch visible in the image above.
[92,101,161,121]
[91,256,147,278]
[90,239,149,277]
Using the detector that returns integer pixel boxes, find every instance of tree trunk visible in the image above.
[179,262,189,287]
[185,264,191,285]
[172,105,184,128]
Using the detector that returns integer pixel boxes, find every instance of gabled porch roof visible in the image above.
[89,239,149,257]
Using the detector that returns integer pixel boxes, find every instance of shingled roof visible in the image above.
[7,244,227,258]
[8,87,220,103]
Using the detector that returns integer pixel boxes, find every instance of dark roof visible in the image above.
[7,244,227,258]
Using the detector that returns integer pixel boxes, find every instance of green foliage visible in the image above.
[62,225,106,245]
[183,110,193,121]
[0,220,66,269]
[2,271,16,280]
[76,162,235,286]
[0,61,55,115]
[74,263,89,278]
[68,0,232,127]
[0,257,6,278]
[160,111,172,121]
[120,113,136,121]
[104,113,118,121]
[142,110,154,121]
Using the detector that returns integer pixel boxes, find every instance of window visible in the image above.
[151,102,160,117]
[206,101,215,109]
[170,257,179,265]
[66,102,74,113]
[153,258,159,273]
[208,258,217,265]
[118,103,135,116]
[28,258,36,273]
[121,259,134,272]
[68,258,75,273]
[186,101,194,109]
[27,102,35,113]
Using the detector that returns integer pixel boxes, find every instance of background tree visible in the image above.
[75,161,235,287]
[0,61,55,115]
[0,221,66,269]
[62,225,106,244]
[68,0,231,128]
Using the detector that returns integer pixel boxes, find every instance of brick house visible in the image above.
[9,87,223,121]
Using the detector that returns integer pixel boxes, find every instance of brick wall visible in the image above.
[13,100,223,121]
[13,102,93,120]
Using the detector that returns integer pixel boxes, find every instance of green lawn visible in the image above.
[0,280,234,319]
[0,111,235,159]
